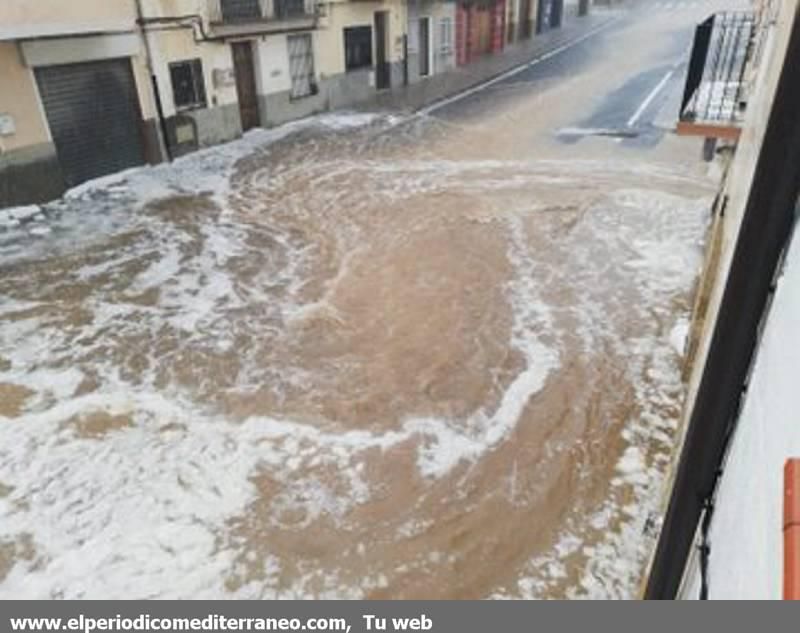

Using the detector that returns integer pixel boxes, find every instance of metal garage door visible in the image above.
[35,58,145,188]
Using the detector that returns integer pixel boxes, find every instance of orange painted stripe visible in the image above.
[676,120,742,141]
[784,459,800,599]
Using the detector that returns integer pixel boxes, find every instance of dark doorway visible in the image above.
[419,17,431,77]
[232,41,260,131]
[551,0,563,28]
[374,11,391,90]
[520,0,533,38]
[344,25,373,71]
[537,0,563,33]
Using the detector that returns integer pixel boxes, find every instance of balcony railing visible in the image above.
[208,0,315,24]
[677,11,756,140]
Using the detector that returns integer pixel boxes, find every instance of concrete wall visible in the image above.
[666,0,800,599]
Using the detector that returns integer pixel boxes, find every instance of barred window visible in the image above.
[344,26,373,72]
[169,59,207,110]
[439,17,454,55]
[288,34,317,99]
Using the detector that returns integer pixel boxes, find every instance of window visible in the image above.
[439,17,454,56]
[288,34,317,99]
[220,0,261,22]
[169,59,207,111]
[344,26,373,72]
[275,0,306,19]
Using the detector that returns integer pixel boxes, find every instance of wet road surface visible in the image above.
[0,0,743,598]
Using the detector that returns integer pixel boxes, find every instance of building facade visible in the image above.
[137,0,324,156]
[0,0,162,206]
[0,0,559,207]
[643,0,800,600]
[505,0,536,43]
[455,0,506,66]
[0,0,409,205]
[406,0,458,83]
[535,0,563,34]
[318,0,407,99]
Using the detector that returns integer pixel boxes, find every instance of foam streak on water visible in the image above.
[0,112,711,598]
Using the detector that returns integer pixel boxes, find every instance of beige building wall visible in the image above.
[0,0,161,147]
[138,0,209,20]
[0,0,137,38]
[318,0,407,78]
[0,43,50,152]
[130,47,160,121]
[13,33,158,125]
[145,28,238,117]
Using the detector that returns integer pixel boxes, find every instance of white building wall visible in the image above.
[702,217,800,599]
[138,0,209,20]
[254,35,293,96]
[433,2,456,74]
[145,28,237,118]
[317,0,406,77]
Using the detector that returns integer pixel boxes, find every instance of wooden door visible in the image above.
[232,41,260,131]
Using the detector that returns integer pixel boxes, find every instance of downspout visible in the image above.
[403,0,410,85]
[134,0,172,162]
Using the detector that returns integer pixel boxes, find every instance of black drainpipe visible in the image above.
[134,0,172,162]
[645,4,800,599]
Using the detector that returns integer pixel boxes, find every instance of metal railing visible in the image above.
[209,0,314,23]
[680,11,756,125]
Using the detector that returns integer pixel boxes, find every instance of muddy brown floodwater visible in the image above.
[0,94,713,598]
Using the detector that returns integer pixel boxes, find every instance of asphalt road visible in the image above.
[429,0,746,151]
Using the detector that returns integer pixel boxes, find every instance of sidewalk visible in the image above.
[370,7,624,114]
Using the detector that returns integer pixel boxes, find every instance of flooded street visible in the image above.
[0,2,730,599]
